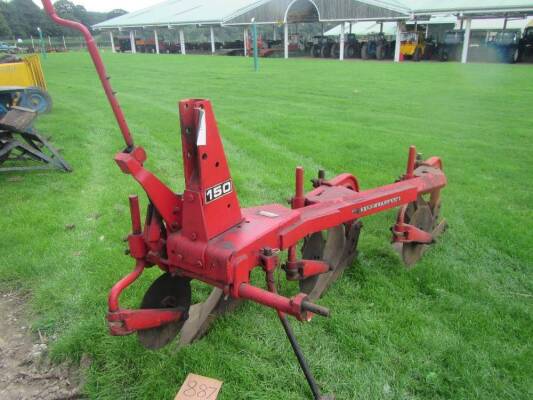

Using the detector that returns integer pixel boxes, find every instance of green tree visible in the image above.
[106,9,128,20]
[0,8,12,37]
[5,0,45,37]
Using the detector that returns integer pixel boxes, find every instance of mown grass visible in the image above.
[0,52,532,399]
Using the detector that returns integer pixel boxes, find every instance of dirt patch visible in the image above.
[0,292,86,400]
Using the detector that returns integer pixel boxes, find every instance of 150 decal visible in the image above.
[205,180,233,203]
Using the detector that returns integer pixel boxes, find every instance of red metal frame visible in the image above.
[109,98,446,332]
[41,0,447,336]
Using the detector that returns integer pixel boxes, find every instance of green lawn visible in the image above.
[1,52,532,400]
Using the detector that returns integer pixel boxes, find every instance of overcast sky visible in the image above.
[32,0,160,13]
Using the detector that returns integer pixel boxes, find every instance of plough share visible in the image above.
[42,2,447,398]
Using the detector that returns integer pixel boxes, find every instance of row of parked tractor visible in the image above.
[309,26,533,63]
[309,33,396,60]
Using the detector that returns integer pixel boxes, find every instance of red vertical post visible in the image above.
[405,146,417,179]
[129,195,142,234]
[292,166,305,209]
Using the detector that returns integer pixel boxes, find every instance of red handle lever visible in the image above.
[41,0,135,149]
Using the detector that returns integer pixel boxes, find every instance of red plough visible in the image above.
[42,2,447,398]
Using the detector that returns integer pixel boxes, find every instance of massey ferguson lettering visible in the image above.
[355,196,401,214]
[205,180,232,203]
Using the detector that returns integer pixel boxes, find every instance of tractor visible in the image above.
[486,31,520,63]
[439,30,464,62]
[518,26,533,62]
[310,35,336,58]
[400,31,425,61]
[332,33,361,59]
[361,33,393,60]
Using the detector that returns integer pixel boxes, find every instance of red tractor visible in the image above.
[42,2,448,399]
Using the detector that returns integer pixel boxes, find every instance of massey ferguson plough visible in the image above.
[43,2,447,398]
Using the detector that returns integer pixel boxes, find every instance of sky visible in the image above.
[32,0,160,13]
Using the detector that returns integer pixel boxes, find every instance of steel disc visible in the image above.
[300,222,362,301]
[299,231,326,295]
[137,273,191,350]
[178,288,242,347]
[401,202,434,267]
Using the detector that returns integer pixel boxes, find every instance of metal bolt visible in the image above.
[191,232,197,241]
[262,247,273,257]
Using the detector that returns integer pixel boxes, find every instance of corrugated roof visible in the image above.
[94,0,533,29]
[94,0,270,28]
[325,21,398,35]
[467,16,532,30]
[403,1,533,14]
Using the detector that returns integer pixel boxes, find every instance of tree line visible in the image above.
[0,0,127,38]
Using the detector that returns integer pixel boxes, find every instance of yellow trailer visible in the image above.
[0,54,52,114]
[0,54,47,90]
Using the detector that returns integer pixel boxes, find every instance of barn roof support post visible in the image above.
[503,16,508,31]
[210,26,215,54]
[109,31,116,53]
[179,29,186,55]
[243,27,248,56]
[339,22,345,61]
[349,22,353,34]
[284,23,289,59]
[129,30,136,54]
[252,19,259,71]
[394,21,402,62]
[62,35,66,50]
[30,35,35,49]
[273,25,277,40]
[154,29,160,54]
[461,17,471,64]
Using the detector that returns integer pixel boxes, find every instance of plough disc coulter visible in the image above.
[42,2,448,398]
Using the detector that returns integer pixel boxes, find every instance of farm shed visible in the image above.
[94,0,533,62]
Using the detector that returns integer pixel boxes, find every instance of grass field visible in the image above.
[0,52,532,400]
